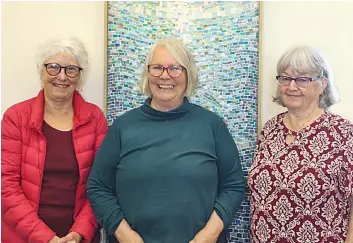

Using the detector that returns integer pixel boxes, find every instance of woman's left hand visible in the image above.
[189,227,219,243]
[58,231,82,243]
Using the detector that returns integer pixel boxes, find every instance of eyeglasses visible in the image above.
[276,75,321,88]
[44,63,82,78]
[148,64,184,78]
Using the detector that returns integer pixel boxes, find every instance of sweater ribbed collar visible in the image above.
[141,97,190,120]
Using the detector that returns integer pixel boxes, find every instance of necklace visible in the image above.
[284,108,323,133]
[283,108,324,145]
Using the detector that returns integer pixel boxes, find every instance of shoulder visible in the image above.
[261,112,285,136]
[82,101,105,118]
[324,110,353,138]
[2,97,37,123]
[110,106,143,128]
[189,102,225,125]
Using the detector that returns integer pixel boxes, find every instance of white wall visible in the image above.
[260,1,353,125]
[1,1,105,115]
[1,2,353,125]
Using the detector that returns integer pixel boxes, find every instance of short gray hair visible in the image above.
[140,37,198,96]
[36,35,89,88]
[273,45,339,108]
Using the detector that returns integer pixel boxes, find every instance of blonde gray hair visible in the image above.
[140,37,198,96]
[36,35,89,89]
[273,45,339,108]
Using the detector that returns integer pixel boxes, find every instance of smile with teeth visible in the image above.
[53,83,70,88]
[158,84,175,89]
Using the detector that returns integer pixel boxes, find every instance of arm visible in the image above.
[344,124,353,243]
[69,109,108,241]
[190,121,245,243]
[345,198,353,243]
[1,108,56,243]
[87,121,125,235]
[213,121,245,228]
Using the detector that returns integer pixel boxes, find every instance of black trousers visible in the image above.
[109,231,227,242]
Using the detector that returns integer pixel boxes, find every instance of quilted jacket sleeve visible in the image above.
[70,107,108,241]
[1,107,56,243]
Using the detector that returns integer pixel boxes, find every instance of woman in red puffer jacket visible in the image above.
[1,35,107,243]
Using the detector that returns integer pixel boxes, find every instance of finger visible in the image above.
[58,237,71,243]
[189,240,196,243]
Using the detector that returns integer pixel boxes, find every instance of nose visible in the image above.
[288,79,298,90]
[160,69,171,79]
[57,68,67,80]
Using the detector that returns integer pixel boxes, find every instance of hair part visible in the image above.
[273,45,340,108]
[36,35,89,89]
[140,37,198,97]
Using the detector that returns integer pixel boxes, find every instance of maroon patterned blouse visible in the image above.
[249,110,353,243]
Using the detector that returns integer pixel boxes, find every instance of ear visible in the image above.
[319,78,328,94]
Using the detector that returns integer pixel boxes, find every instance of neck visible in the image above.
[151,98,184,112]
[286,105,324,131]
[44,95,73,116]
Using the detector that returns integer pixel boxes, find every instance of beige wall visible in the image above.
[1,1,105,115]
[2,2,353,125]
[260,1,353,125]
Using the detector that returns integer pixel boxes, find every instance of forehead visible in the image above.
[45,52,78,65]
[151,46,178,64]
[282,66,316,76]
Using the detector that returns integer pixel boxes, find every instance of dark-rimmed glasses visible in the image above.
[276,75,321,88]
[44,63,82,78]
[148,64,184,78]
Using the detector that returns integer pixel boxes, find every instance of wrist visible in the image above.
[72,231,83,241]
[204,211,224,235]
[204,224,223,236]
[114,219,133,240]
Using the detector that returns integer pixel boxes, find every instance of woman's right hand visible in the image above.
[114,219,144,243]
[48,235,61,243]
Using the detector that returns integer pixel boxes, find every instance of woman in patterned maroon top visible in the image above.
[249,46,353,243]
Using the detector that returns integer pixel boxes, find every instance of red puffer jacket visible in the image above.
[1,90,108,243]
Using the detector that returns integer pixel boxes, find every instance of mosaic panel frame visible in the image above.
[104,2,262,242]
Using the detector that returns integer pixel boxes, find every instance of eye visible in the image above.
[169,66,182,71]
[47,63,60,70]
[296,77,311,83]
[66,66,79,72]
[152,65,163,70]
[280,76,292,81]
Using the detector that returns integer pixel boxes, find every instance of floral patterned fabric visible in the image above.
[249,110,353,243]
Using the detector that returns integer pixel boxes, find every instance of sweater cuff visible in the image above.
[214,202,230,229]
[106,215,124,235]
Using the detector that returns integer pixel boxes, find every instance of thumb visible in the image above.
[189,240,196,243]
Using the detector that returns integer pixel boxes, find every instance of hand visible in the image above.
[189,227,220,243]
[115,219,144,243]
[58,231,82,243]
[48,236,61,243]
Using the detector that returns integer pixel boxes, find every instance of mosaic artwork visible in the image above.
[106,2,259,242]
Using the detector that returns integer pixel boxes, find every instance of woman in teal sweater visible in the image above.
[87,37,245,243]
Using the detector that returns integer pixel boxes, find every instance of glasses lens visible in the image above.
[295,77,311,87]
[46,63,61,76]
[148,65,164,77]
[167,66,183,78]
[65,66,80,78]
[278,76,291,86]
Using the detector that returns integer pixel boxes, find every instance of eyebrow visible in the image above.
[281,72,309,77]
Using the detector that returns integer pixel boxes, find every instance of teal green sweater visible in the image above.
[87,97,245,243]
